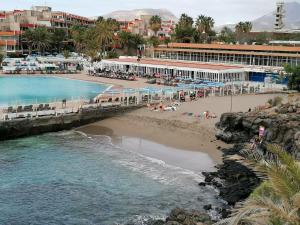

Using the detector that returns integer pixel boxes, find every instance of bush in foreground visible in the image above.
[216,145,300,225]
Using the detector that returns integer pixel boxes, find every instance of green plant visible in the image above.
[216,145,300,225]
[63,50,70,59]
[267,96,283,107]
[285,65,300,92]
[149,15,162,36]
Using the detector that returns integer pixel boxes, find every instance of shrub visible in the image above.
[267,96,283,107]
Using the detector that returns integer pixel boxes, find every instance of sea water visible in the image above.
[0,132,222,225]
[0,76,108,106]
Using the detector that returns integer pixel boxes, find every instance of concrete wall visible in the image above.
[0,105,141,141]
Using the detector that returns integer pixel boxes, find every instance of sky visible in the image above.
[0,0,299,25]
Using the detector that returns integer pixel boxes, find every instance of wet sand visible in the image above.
[78,93,286,167]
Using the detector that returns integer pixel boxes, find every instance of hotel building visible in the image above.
[102,42,300,83]
[0,6,94,55]
[102,57,247,83]
[149,42,300,82]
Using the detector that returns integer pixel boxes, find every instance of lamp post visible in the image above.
[230,78,233,112]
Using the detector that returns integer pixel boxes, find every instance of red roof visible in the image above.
[106,58,244,71]
[167,43,300,53]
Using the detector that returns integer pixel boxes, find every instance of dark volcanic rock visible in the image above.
[152,208,213,225]
[203,145,261,207]
[216,112,300,157]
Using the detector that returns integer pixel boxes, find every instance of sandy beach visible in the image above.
[78,91,286,165]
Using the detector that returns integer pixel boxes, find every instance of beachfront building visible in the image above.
[153,43,300,67]
[0,31,22,55]
[151,43,300,82]
[118,16,175,38]
[0,6,94,55]
[101,57,247,82]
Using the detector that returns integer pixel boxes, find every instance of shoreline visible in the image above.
[78,114,224,167]
[77,93,287,167]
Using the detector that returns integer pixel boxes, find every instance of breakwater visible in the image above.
[0,104,142,141]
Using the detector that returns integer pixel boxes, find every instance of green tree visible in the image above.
[147,36,160,47]
[96,16,105,23]
[218,145,300,225]
[177,13,194,28]
[195,15,214,34]
[235,21,252,43]
[235,21,252,33]
[23,27,52,55]
[62,49,70,59]
[22,29,34,55]
[106,18,120,32]
[173,13,195,43]
[51,29,68,53]
[285,64,300,91]
[94,20,115,58]
[70,25,87,53]
[118,31,132,55]
[149,15,162,36]
[0,49,4,65]
[218,26,235,43]
[195,15,215,43]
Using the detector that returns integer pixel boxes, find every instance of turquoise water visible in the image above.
[0,76,108,106]
[0,132,222,225]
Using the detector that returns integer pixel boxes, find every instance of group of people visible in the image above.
[147,102,179,112]
[178,90,205,102]
[182,111,217,119]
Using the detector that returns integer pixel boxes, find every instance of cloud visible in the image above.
[2,0,299,25]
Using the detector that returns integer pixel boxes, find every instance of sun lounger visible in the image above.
[16,106,23,112]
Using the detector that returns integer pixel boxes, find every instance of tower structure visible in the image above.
[274,1,285,30]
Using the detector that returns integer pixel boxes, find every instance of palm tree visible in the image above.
[195,15,215,34]
[51,29,67,53]
[70,25,87,53]
[118,31,132,55]
[177,13,194,28]
[217,145,300,225]
[23,27,51,55]
[173,13,195,43]
[94,20,115,58]
[33,27,52,55]
[235,21,252,33]
[22,29,34,55]
[149,15,162,36]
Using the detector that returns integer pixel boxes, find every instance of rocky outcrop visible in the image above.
[203,146,261,206]
[216,110,300,157]
[151,208,213,225]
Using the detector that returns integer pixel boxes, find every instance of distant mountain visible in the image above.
[96,8,178,21]
[217,1,300,32]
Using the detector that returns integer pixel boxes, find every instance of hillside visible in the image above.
[99,8,178,21]
[217,1,300,32]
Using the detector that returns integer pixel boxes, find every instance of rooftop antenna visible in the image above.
[274,1,285,30]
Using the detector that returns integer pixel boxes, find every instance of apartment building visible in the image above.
[0,6,94,55]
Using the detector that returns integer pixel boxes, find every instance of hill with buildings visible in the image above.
[218,1,300,32]
[100,8,178,21]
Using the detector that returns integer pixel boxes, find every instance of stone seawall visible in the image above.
[0,105,141,141]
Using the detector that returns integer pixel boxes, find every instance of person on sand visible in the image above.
[206,111,210,119]
[210,113,217,118]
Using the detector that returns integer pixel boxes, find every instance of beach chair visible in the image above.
[44,104,51,110]
[16,106,23,113]
[37,104,44,111]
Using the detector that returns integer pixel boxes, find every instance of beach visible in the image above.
[78,92,286,166]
